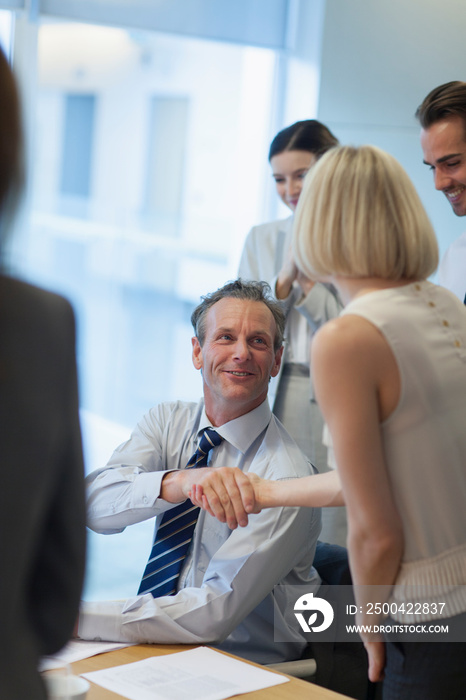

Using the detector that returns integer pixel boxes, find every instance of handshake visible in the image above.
[188,468,269,530]
[158,442,342,531]
[187,467,342,530]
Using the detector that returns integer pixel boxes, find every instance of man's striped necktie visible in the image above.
[137,428,222,597]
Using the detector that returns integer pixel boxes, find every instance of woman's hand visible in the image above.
[276,246,298,299]
[364,640,386,683]
[276,246,316,300]
[296,269,316,297]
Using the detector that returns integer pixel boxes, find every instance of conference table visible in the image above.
[71,644,352,699]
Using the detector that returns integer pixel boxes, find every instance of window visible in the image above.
[17,19,277,599]
[4,0,325,601]
[143,96,189,236]
[60,93,96,210]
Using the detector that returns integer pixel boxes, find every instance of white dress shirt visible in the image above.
[81,399,321,664]
[438,229,466,302]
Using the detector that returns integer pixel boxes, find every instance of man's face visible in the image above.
[421,115,466,216]
[192,298,282,422]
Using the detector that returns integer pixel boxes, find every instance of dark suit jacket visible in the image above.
[0,275,86,699]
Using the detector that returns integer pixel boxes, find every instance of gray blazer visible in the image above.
[0,276,86,699]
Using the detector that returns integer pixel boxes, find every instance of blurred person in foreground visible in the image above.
[192,145,466,699]
[0,48,86,699]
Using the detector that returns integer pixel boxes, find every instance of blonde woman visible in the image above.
[192,145,466,699]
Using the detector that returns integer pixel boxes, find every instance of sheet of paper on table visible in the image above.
[82,646,289,700]
[40,640,134,670]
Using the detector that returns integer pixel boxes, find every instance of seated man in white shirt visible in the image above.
[416,81,466,302]
[79,279,321,664]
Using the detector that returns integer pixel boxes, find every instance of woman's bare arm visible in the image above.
[189,469,343,528]
[248,469,343,509]
[312,315,404,682]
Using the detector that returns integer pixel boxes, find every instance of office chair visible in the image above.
[266,542,382,700]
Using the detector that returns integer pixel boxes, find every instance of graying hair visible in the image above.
[191,279,285,352]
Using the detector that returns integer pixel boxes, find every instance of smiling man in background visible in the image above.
[416,81,466,302]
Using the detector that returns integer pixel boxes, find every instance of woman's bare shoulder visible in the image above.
[313,313,384,363]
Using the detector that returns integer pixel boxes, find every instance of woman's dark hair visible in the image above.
[0,47,24,253]
[268,119,339,161]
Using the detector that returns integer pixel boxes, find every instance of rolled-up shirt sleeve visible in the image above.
[86,402,194,533]
[86,469,168,533]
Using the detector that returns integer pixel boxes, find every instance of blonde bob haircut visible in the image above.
[293,145,439,281]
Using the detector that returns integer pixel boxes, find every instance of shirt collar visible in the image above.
[198,399,271,454]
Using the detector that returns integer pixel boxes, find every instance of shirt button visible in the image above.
[454,340,462,348]
[428,301,436,307]
[415,284,422,291]
[442,320,450,327]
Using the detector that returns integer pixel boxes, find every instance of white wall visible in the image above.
[315,0,466,265]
